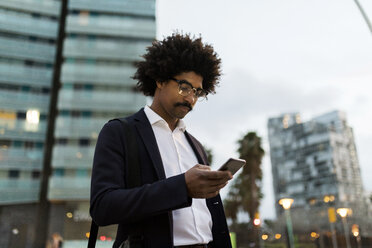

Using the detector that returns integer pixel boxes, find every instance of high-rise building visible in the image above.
[268,111,369,232]
[0,1,61,247]
[0,0,155,247]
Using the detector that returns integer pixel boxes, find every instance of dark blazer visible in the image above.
[90,108,232,248]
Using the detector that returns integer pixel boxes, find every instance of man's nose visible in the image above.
[184,92,196,104]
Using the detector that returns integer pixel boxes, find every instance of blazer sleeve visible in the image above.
[90,120,192,226]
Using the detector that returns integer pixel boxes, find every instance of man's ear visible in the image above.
[156,81,165,89]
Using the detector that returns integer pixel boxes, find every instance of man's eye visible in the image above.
[180,85,191,91]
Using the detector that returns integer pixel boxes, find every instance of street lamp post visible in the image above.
[253,212,262,248]
[352,224,362,248]
[324,195,338,248]
[337,208,352,248]
[279,198,295,248]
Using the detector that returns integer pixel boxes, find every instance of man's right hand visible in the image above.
[184,164,233,199]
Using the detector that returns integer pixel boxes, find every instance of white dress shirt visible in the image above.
[144,106,213,246]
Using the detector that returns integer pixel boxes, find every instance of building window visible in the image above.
[0,139,11,147]
[13,140,22,147]
[76,169,87,177]
[9,170,20,178]
[24,141,34,149]
[42,87,50,94]
[57,138,68,145]
[84,84,94,91]
[59,110,70,116]
[17,112,26,120]
[71,111,81,117]
[73,84,83,90]
[79,139,90,146]
[25,60,35,66]
[81,111,91,117]
[40,114,47,121]
[54,169,65,177]
[21,86,31,92]
[32,170,40,179]
[35,142,44,148]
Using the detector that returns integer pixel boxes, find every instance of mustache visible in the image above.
[175,102,193,111]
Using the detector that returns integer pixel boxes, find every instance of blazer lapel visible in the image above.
[184,131,208,165]
[133,109,166,180]
[131,109,207,178]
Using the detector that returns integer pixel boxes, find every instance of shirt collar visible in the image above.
[144,105,186,132]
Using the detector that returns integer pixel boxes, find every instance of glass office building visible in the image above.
[268,111,370,233]
[0,0,155,247]
[0,1,60,247]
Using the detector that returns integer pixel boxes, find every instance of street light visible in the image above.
[337,208,352,248]
[279,198,295,248]
[275,234,282,240]
[279,198,293,210]
[337,208,351,218]
[323,194,335,203]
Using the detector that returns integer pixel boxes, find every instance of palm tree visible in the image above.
[204,146,214,165]
[224,132,265,243]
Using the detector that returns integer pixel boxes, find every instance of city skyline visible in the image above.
[2,0,372,236]
[157,0,372,220]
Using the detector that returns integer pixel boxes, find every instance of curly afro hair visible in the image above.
[133,33,221,97]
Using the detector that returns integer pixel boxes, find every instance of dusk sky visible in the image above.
[156,0,372,220]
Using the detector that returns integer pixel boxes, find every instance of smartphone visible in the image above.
[218,158,246,175]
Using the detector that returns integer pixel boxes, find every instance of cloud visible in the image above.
[185,68,372,219]
[187,68,343,135]
[158,0,372,220]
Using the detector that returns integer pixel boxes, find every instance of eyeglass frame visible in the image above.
[170,78,208,101]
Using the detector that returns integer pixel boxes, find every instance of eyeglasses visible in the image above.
[170,78,208,101]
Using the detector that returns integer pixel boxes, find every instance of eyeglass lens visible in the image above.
[177,81,206,98]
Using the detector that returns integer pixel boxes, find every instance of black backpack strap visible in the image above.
[118,118,142,188]
[88,221,99,248]
[88,118,141,248]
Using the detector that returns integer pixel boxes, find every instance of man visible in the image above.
[90,33,233,248]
